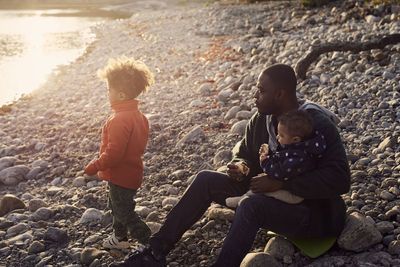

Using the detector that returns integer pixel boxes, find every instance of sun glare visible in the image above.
[0,10,97,105]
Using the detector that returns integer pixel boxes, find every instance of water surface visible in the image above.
[0,9,122,106]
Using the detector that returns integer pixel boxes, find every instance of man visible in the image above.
[111,64,350,267]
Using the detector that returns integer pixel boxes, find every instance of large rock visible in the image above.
[0,165,30,185]
[338,212,382,252]
[0,194,25,217]
[240,252,282,267]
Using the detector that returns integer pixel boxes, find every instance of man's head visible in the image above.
[254,64,297,115]
[276,110,313,145]
[98,56,154,104]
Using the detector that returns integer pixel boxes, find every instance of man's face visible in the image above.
[254,74,280,115]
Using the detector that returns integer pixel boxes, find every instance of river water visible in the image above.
[0,9,124,106]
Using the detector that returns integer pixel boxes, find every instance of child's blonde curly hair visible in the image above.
[98,56,154,99]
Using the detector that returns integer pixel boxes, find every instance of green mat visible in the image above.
[267,231,337,258]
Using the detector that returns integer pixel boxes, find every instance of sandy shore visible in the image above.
[0,0,400,266]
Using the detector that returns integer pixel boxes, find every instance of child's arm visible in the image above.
[84,118,133,174]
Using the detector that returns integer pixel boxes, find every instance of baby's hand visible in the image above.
[259,144,269,164]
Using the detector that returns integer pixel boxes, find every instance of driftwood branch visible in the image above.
[295,34,400,80]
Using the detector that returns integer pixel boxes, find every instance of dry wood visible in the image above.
[295,34,400,80]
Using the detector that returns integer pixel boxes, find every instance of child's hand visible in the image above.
[84,163,97,176]
[259,144,269,164]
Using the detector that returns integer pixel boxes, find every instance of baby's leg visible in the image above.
[225,190,255,208]
[264,190,304,204]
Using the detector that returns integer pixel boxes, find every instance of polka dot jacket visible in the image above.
[261,130,327,181]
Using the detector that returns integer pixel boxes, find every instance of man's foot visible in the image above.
[103,234,132,249]
[109,244,166,267]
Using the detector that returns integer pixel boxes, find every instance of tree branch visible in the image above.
[295,34,400,80]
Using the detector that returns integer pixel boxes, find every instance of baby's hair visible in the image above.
[277,110,313,140]
[97,56,154,99]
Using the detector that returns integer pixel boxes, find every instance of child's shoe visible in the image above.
[103,233,131,249]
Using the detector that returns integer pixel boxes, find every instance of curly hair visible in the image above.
[277,110,313,140]
[97,56,154,99]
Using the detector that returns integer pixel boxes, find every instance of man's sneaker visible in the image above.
[109,245,166,267]
[103,234,131,249]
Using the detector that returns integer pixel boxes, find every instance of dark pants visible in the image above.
[149,170,312,267]
[108,182,151,244]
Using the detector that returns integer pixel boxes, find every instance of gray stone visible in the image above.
[135,206,151,218]
[189,100,206,108]
[264,236,295,260]
[213,149,232,165]
[176,126,205,148]
[79,208,103,224]
[230,120,248,135]
[80,247,106,265]
[7,231,33,245]
[236,110,252,120]
[0,156,17,171]
[240,252,281,267]
[44,227,68,243]
[26,167,42,180]
[147,221,162,234]
[162,197,179,207]
[225,106,241,120]
[72,176,86,187]
[207,207,234,221]
[31,207,54,221]
[217,89,233,103]
[338,212,382,252]
[388,240,400,255]
[0,194,25,217]
[28,240,45,254]
[0,165,30,185]
[6,222,29,238]
[378,136,395,150]
[28,199,47,212]
[375,221,394,234]
[146,211,160,222]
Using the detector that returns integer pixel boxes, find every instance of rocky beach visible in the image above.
[0,0,400,266]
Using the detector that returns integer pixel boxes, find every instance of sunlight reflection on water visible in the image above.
[0,9,107,105]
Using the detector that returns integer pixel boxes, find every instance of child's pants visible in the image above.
[108,182,151,244]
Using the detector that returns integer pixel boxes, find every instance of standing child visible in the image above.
[226,109,327,207]
[84,56,154,250]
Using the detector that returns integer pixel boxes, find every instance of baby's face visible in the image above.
[277,123,299,145]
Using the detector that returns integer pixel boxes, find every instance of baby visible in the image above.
[226,109,327,208]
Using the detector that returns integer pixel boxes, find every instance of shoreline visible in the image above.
[0,1,400,266]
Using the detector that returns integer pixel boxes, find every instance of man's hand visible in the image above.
[227,163,245,181]
[250,173,283,193]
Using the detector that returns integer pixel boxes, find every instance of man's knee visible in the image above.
[192,170,215,185]
[236,195,269,222]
